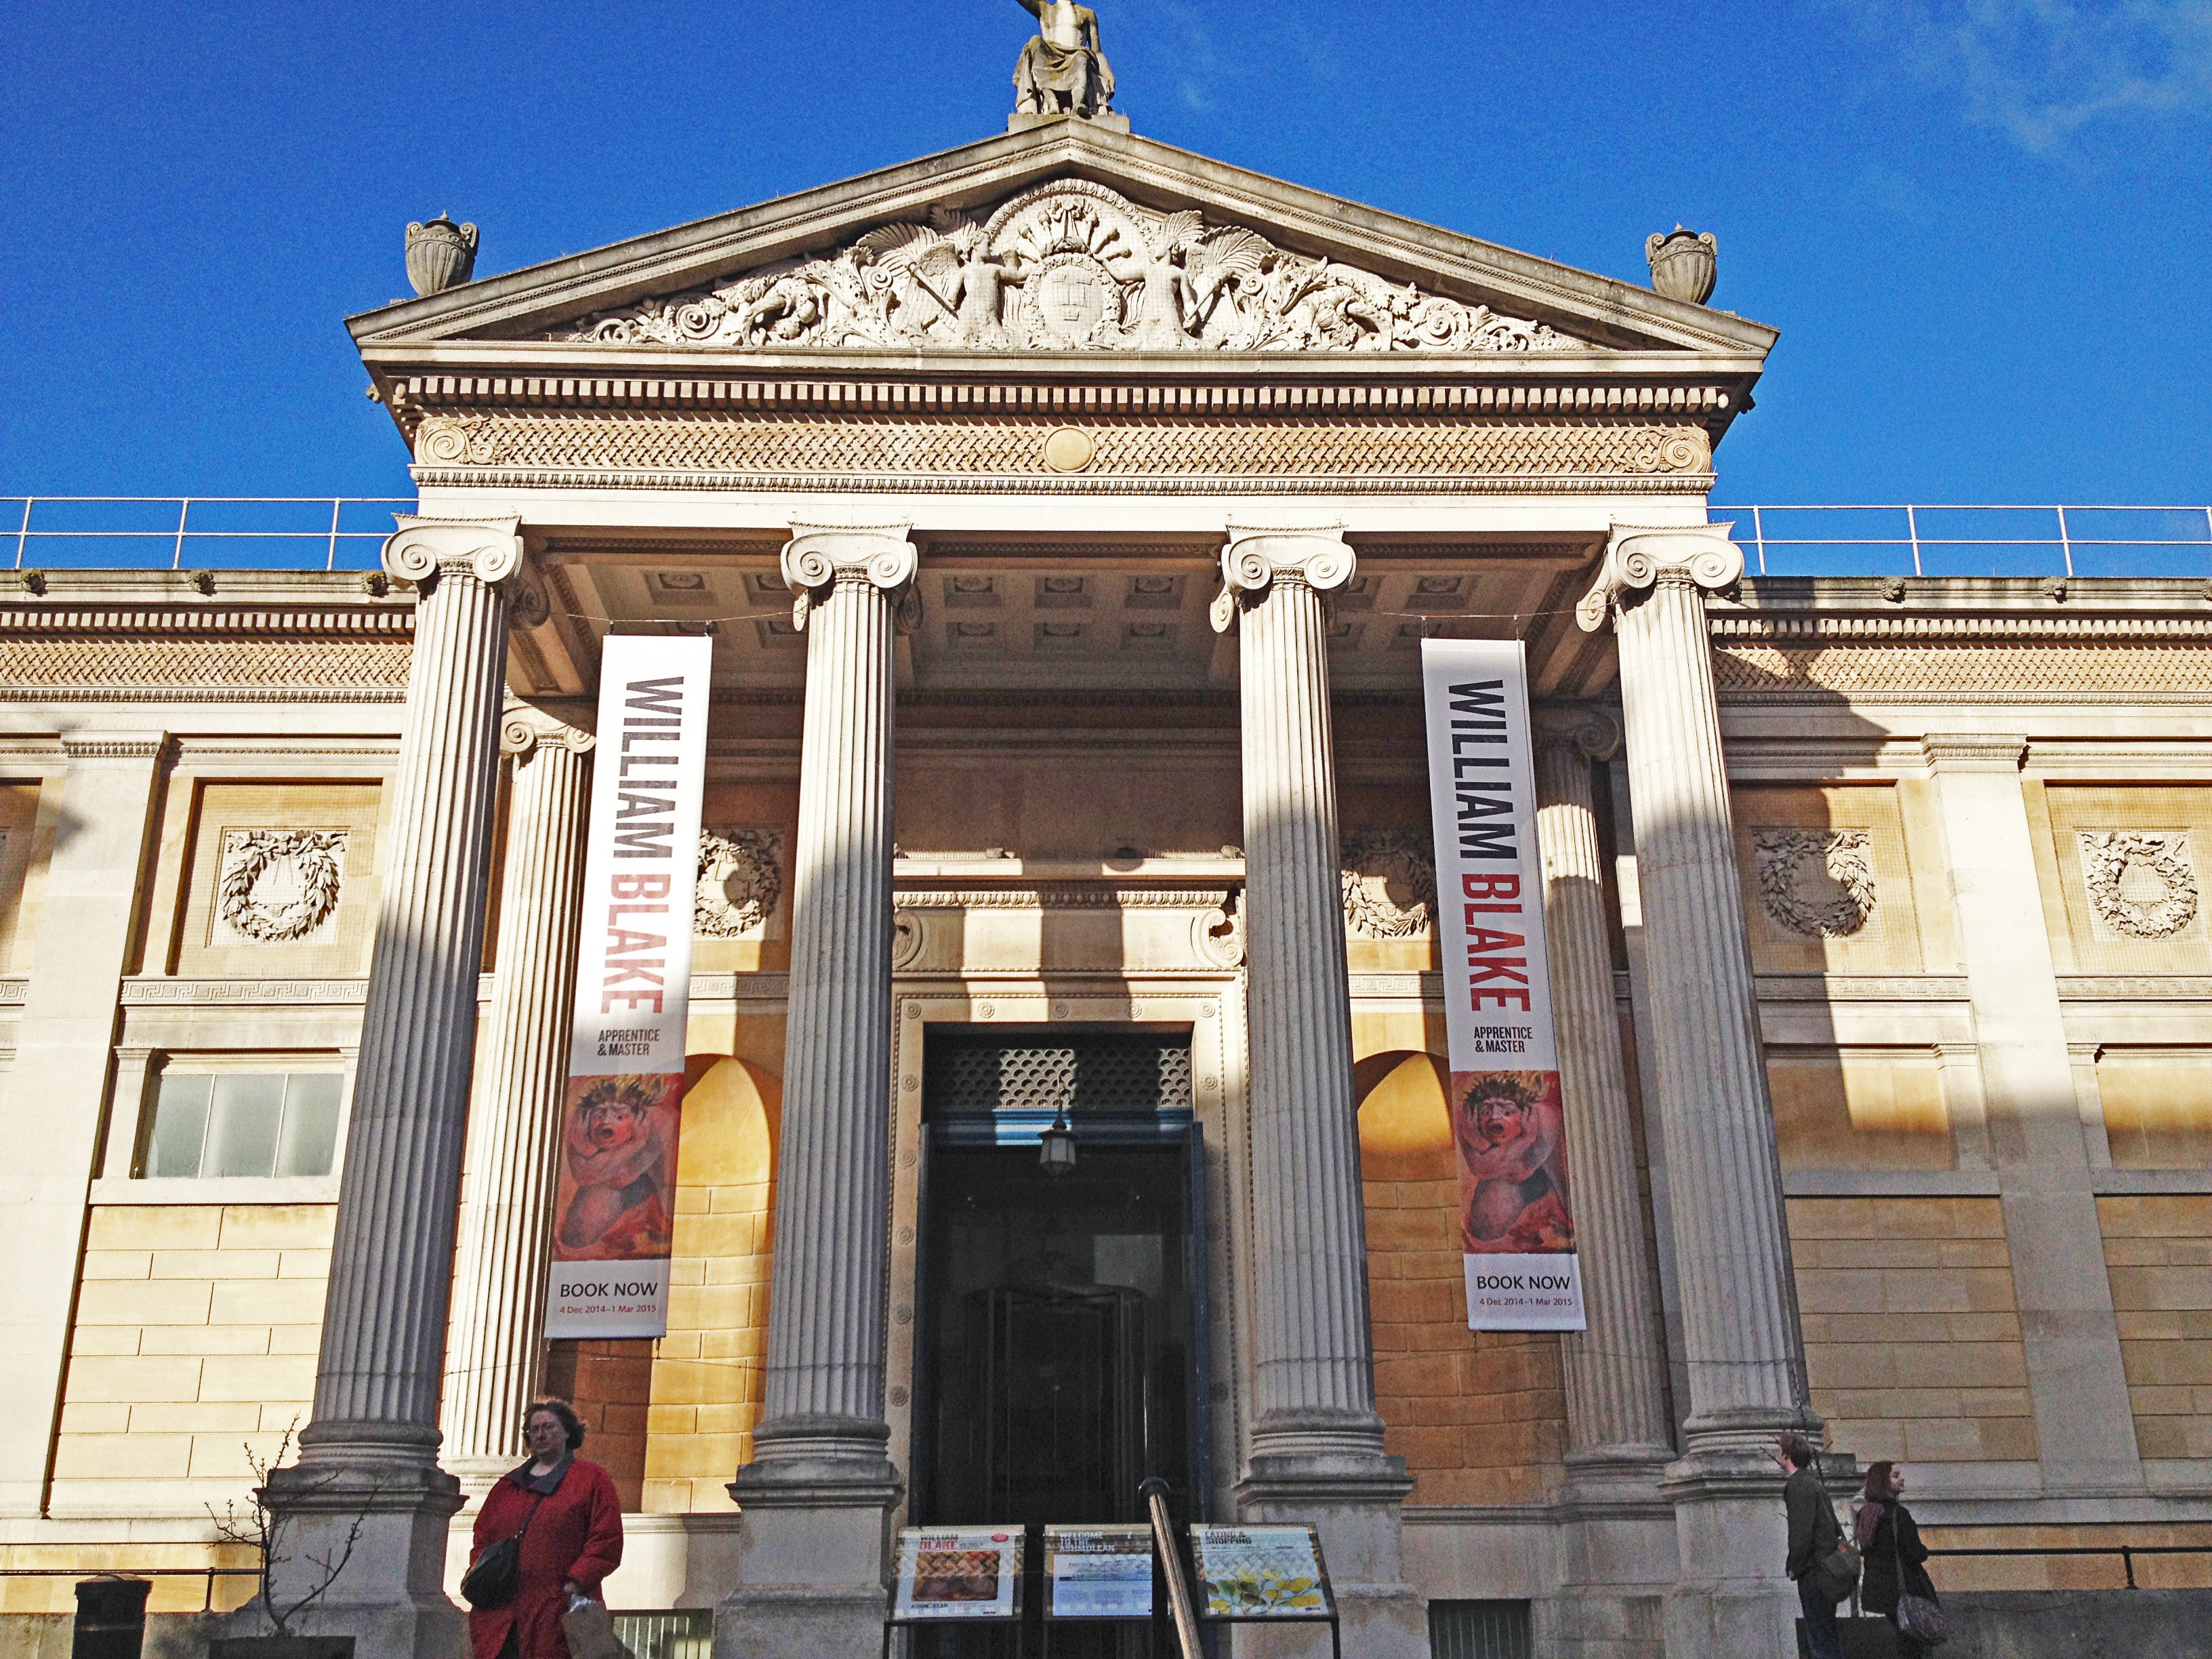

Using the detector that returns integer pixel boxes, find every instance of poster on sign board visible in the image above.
[1189,1524,1330,1620]
[1044,1525,1153,1620]
[892,1527,1024,1620]
[1420,638,1586,1332]
[545,634,713,1340]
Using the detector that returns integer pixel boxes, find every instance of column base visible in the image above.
[717,1419,901,1659]
[255,1452,466,1659]
[445,1456,520,1504]
[1239,1435,1426,1659]
[1547,1451,1676,1659]
[1658,1426,1856,1659]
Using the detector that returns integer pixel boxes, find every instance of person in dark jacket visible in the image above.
[1777,1432,1845,1659]
[468,1400,624,1659]
[1856,1460,1938,1657]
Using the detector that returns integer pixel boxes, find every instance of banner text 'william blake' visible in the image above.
[1421,638,1585,1332]
[546,634,713,1339]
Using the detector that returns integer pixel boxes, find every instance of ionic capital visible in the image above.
[1211,523,1355,633]
[499,697,596,760]
[1534,701,1622,763]
[381,515,547,625]
[780,523,920,632]
[1574,524,1744,632]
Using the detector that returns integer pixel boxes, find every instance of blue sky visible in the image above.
[4,0,2209,513]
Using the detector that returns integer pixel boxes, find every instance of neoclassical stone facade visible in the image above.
[0,120,2209,1659]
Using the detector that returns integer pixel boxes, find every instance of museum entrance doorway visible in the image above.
[912,1029,1208,1659]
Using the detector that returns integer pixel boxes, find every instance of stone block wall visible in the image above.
[1789,1197,2038,1464]
[48,1204,333,1515]
[2100,1195,2212,1461]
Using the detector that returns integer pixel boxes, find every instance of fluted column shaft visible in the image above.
[443,702,594,1479]
[302,516,539,1469]
[1579,527,1809,1459]
[747,525,915,1475]
[1534,710,1675,1469]
[1217,528,1385,1453]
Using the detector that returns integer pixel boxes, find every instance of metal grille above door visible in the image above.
[924,1030,1193,1120]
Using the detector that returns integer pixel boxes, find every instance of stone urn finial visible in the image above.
[1646,224,1717,306]
[405,214,479,297]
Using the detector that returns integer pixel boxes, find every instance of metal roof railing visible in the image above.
[1713,504,2212,580]
[5,497,2209,582]
[5,497,413,574]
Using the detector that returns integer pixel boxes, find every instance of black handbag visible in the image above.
[1898,1591,1949,1645]
[461,1492,546,1610]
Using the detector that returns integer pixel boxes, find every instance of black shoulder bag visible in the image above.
[460,1490,546,1610]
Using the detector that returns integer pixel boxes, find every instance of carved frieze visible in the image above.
[0,639,413,700]
[1753,830,1876,939]
[1340,830,1437,939]
[404,410,1709,491]
[552,181,1593,357]
[2079,832,2200,939]
[695,827,785,938]
[213,829,348,945]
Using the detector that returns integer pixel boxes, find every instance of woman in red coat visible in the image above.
[468,1401,624,1659]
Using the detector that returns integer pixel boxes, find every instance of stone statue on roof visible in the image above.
[1012,0,1115,120]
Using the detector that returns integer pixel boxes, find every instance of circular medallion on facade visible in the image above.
[1025,253,1118,346]
[1042,427,1096,473]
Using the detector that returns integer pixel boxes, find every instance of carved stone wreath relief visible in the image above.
[2079,831,2200,939]
[1753,830,1877,939]
[556,181,1589,357]
[695,828,785,939]
[1340,830,1438,939]
[213,829,348,945]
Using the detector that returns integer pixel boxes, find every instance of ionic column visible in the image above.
[1214,525,1423,1659]
[443,699,595,1488]
[1532,705,1674,1482]
[1576,526,1816,1655]
[263,516,542,1653]
[720,525,915,1659]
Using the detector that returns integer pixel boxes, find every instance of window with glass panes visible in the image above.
[142,1070,344,1179]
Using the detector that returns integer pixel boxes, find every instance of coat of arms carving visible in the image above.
[554,180,1589,358]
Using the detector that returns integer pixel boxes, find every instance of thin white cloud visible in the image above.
[1871,0,2212,152]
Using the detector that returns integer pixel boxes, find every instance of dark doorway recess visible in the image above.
[913,1029,1209,1659]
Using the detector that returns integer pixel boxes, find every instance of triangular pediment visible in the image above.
[350,123,1774,365]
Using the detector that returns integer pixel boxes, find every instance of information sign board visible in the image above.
[890,1526,1025,1622]
[1188,1524,1332,1620]
[1043,1524,1153,1620]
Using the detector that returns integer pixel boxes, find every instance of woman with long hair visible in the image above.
[1856,1460,1938,1656]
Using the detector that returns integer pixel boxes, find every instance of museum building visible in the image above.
[1,66,2210,1659]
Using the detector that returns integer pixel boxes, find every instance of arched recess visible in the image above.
[1355,1049,1567,1504]
[641,1054,781,1513]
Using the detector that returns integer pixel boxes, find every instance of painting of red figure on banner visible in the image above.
[552,1072,682,1263]
[1452,1069,1574,1254]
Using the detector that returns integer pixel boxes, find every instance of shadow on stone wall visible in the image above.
[1805,1592,2212,1658]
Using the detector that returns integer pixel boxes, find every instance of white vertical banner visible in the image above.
[546,634,714,1339]
[1420,639,1585,1332]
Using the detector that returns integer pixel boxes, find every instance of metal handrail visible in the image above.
[1139,1477,1204,1659]
[1924,1542,2212,1591]
[5,497,411,573]
[1714,503,2212,578]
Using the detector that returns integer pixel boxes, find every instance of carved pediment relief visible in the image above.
[549,180,1595,357]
